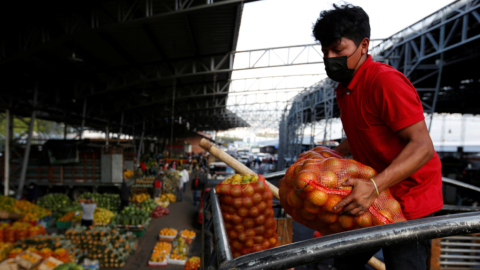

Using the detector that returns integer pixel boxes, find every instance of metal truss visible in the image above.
[277,0,480,170]
[0,0,259,63]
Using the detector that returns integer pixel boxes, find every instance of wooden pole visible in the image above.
[199,138,279,200]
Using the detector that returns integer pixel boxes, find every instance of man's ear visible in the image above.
[361,38,370,55]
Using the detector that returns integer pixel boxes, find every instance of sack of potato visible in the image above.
[279,146,406,236]
[215,174,279,258]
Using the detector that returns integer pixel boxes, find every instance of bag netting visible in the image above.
[215,174,279,258]
[279,146,406,235]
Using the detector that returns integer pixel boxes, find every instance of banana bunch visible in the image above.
[166,193,177,203]
[93,207,115,224]
[131,193,150,203]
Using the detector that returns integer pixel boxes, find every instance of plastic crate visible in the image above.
[56,221,72,229]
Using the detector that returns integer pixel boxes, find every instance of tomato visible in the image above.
[293,163,304,175]
[304,200,321,214]
[338,214,355,229]
[268,237,277,246]
[222,213,233,222]
[299,209,316,220]
[318,212,338,224]
[228,230,238,239]
[265,217,275,228]
[230,186,243,197]
[322,194,343,213]
[344,160,360,178]
[242,197,253,208]
[232,198,243,209]
[373,210,393,226]
[241,248,252,255]
[231,215,243,224]
[252,193,263,204]
[360,166,376,179]
[261,240,271,249]
[257,201,267,212]
[253,235,264,244]
[249,207,259,218]
[232,240,243,250]
[234,224,244,233]
[354,212,373,228]
[244,238,254,248]
[254,215,265,225]
[385,199,402,215]
[243,218,255,228]
[329,222,345,233]
[253,225,265,235]
[251,245,262,252]
[237,207,248,217]
[237,232,247,242]
[263,191,272,201]
[319,171,338,188]
[223,195,234,206]
[242,185,255,197]
[253,182,266,193]
[245,229,256,237]
[264,208,274,218]
[307,190,328,206]
[286,191,303,209]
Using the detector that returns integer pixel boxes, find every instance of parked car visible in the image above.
[238,154,252,165]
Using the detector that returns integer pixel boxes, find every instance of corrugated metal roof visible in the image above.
[0,0,258,136]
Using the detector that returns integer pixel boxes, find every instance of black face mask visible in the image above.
[324,45,362,83]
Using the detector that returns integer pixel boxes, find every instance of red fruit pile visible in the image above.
[279,146,407,236]
[150,206,170,218]
[215,174,279,258]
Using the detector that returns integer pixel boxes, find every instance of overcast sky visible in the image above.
[219,0,480,144]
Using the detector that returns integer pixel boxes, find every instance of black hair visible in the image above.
[313,4,370,47]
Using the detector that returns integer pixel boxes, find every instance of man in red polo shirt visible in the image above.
[313,4,443,270]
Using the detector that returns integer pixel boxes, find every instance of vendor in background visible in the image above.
[180,166,190,193]
[26,182,39,203]
[177,169,184,202]
[120,178,132,210]
[80,197,96,227]
[153,171,164,198]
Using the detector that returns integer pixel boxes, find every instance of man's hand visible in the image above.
[333,178,378,216]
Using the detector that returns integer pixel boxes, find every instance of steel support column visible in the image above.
[17,87,37,198]
[117,112,124,144]
[4,109,10,196]
[137,121,145,166]
[79,99,87,139]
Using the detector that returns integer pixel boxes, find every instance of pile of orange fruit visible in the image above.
[184,257,201,270]
[180,230,195,239]
[150,242,172,262]
[8,248,23,258]
[58,212,75,221]
[20,252,41,263]
[53,248,70,263]
[159,228,177,236]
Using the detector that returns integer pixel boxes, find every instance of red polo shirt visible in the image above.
[335,55,443,220]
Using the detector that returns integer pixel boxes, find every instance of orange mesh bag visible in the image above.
[279,146,406,236]
[215,174,279,259]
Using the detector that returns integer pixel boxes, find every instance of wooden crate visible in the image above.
[275,215,293,246]
[430,233,480,269]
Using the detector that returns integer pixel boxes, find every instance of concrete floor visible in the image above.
[107,181,202,270]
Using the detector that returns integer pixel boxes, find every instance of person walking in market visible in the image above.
[191,174,205,206]
[120,178,132,210]
[313,5,442,270]
[180,166,190,193]
[80,197,96,228]
[153,171,164,198]
[177,169,184,202]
